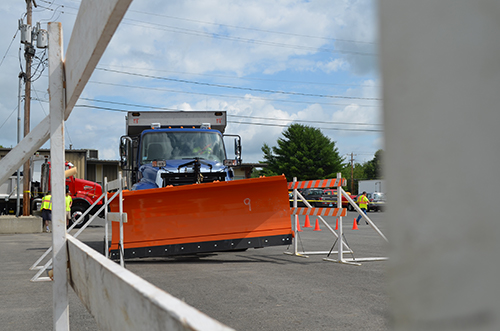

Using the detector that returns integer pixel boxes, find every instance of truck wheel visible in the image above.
[71,205,89,228]
[347,204,354,211]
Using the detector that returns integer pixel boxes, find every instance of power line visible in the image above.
[0,29,19,70]
[86,79,379,108]
[120,18,376,57]
[36,78,379,108]
[128,9,376,46]
[230,114,382,127]
[0,106,18,131]
[70,104,382,133]
[226,120,382,132]
[99,64,379,89]
[95,67,381,101]
[75,97,381,126]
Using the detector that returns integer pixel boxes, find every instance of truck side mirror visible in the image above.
[119,136,132,170]
[234,139,241,159]
[223,134,242,166]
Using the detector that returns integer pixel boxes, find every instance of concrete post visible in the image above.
[380,0,500,329]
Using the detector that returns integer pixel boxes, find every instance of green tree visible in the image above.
[364,149,383,179]
[261,124,344,181]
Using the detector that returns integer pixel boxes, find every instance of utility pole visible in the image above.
[350,152,355,194]
[22,0,37,216]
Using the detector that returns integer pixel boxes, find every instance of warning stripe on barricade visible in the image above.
[287,178,346,190]
[291,207,346,217]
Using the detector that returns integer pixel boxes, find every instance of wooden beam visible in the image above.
[47,22,70,330]
[67,236,234,331]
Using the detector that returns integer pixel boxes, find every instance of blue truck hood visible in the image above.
[134,159,228,190]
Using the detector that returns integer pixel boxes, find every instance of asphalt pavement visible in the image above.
[1,212,389,330]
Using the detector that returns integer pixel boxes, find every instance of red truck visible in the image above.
[0,156,103,227]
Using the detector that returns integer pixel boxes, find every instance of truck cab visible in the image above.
[120,111,241,190]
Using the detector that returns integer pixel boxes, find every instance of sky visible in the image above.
[0,0,382,165]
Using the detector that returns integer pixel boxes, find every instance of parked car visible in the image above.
[323,189,357,210]
[367,192,386,212]
[290,188,334,207]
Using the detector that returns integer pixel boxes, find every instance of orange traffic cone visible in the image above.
[334,217,338,230]
[304,215,312,228]
[314,218,321,231]
[352,218,359,230]
[296,217,302,232]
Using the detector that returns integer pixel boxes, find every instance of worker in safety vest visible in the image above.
[356,191,370,225]
[65,187,72,228]
[41,191,52,232]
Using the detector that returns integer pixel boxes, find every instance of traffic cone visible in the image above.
[314,218,321,231]
[304,215,312,228]
[334,218,338,230]
[352,218,359,230]
[296,217,302,232]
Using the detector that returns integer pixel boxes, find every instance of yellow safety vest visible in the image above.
[42,195,52,210]
[65,195,72,212]
[357,195,369,209]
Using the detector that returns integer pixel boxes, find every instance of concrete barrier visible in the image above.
[0,216,42,234]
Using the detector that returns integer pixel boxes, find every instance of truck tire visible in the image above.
[70,204,89,228]
[347,204,354,211]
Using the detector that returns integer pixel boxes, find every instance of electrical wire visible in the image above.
[128,9,376,46]
[0,106,18,131]
[95,67,380,101]
[0,29,19,70]
[70,104,382,133]
[226,120,382,132]
[120,18,375,57]
[28,49,48,82]
[99,63,379,89]
[76,96,381,127]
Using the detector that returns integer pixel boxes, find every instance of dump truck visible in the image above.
[0,155,103,227]
[109,111,293,259]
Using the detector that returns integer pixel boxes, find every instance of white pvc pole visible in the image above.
[341,190,388,242]
[104,177,109,258]
[119,172,124,267]
[336,173,344,261]
[293,177,298,255]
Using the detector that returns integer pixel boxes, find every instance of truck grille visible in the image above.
[161,172,226,186]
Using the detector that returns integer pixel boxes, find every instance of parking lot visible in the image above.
[1,211,389,330]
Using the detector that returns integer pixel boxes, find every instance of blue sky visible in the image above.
[0,0,382,164]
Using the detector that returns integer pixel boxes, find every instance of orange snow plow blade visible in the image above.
[108,175,292,259]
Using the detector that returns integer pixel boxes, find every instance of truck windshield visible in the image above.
[140,131,226,164]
